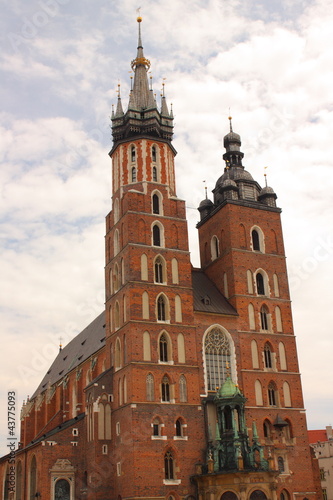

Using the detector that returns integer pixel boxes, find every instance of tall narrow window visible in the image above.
[176,418,183,437]
[171,258,179,284]
[263,419,271,438]
[211,235,219,260]
[260,305,269,330]
[268,382,277,406]
[157,295,167,321]
[153,166,158,181]
[152,193,160,214]
[115,301,120,329]
[146,373,154,401]
[143,331,151,361]
[152,145,157,162]
[141,253,148,280]
[179,375,187,402]
[131,145,136,162]
[264,343,272,368]
[153,224,161,246]
[204,327,232,391]
[256,272,265,295]
[131,166,137,182]
[164,451,174,479]
[252,229,260,250]
[161,375,170,402]
[159,333,168,362]
[154,256,164,283]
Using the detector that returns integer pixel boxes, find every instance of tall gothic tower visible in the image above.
[104,16,206,499]
[2,17,321,500]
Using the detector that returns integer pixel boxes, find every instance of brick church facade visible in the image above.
[0,17,322,500]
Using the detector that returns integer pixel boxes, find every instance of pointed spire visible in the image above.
[131,16,151,110]
[115,84,124,117]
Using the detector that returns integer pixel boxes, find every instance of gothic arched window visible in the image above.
[153,224,161,246]
[204,327,232,391]
[164,450,174,479]
[131,166,137,182]
[157,295,168,321]
[131,145,136,162]
[278,456,285,473]
[176,418,183,437]
[252,229,260,250]
[153,166,158,181]
[154,256,164,283]
[264,342,273,368]
[161,375,170,402]
[256,272,265,295]
[152,193,160,214]
[268,381,278,406]
[152,145,157,162]
[260,305,269,330]
[159,333,169,362]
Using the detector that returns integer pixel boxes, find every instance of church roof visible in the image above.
[31,312,106,399]
[308,429,329,443]
[192,269,238,316]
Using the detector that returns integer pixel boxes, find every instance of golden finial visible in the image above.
[59,336,63,351]
[228,114,233,132]
[264,166,268,187]
[136,7,142,22]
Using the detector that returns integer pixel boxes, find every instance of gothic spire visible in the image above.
[130,16,151,110]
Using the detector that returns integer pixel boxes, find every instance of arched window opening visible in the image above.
[157,295,167,321]
[179,375,187,402]
[55,479,70,500]
[118,377,123,406]
[164,451,174,479]
[249,491,268,500]
[211,235,219,260]
[161,375,170,402]
[154,256,164,283]
[153,224,161,246]
[256,272,265,295]
[146,373,154,401]
[278,456,285,473]
[152,193,160,214]
[252,229,260,251]
[280,490,290,500]
[159,333,169,362]
[141,253,148,280]
[204,327,232,391]
[221,492,238,500]
[251,339,259,369]
[176,418,183,437]
[131,145,136,162]
[153,166,158,182]
[152,145,157,162]
[224,406,233,430]
[264,343,272,368]
[260,305,269,331]
[131,166,137,182]
[268,382,278,406]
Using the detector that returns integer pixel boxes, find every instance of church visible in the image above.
[0,17,322,500]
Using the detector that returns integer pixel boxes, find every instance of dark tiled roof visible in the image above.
[192,269,238,316]
[31,312,106,398]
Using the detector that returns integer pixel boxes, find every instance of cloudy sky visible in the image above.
[1,0,333,455]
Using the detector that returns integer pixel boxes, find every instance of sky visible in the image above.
[1,0,333,456]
